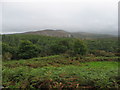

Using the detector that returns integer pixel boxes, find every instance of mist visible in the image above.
[1,0,118,35]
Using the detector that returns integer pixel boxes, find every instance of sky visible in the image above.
[0,0,119,35]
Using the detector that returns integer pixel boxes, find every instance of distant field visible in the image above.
[2,55,119,88]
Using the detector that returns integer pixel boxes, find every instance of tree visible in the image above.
[18,40,39,59]
[2,43,13,60]
[2,43,11,55]
[74,39,87,55]
[50,43,68,55]
[49,40,70,55]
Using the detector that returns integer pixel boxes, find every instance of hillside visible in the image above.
[24,29,72,38]
[23,29,117,39]
[71,32,117,39]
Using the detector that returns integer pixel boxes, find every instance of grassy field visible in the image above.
[2,55,119,88]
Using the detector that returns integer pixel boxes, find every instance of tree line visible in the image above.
[2,34,118,60]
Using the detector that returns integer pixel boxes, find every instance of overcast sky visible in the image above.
[0,0,119,35]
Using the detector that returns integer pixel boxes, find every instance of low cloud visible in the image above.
[1,0,118,35]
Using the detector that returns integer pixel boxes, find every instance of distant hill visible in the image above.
[71,32,117,39]
[21,29,117,39]
[24,29,72,38]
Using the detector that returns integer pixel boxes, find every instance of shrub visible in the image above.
[18,40,39,59]
[90,50,115,57]
[2,43,11,55]
[3,52,12,60]
[50,44,68,55]
[64,50,76,57]
[49,40,71,55]
[73,39,88,56]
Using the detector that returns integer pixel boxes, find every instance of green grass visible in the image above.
[2,55,119,88]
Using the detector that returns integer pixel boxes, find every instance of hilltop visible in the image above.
[23,29,117,39]
[24,29,72,38]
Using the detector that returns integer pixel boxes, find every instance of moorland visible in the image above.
[1,30,120,88]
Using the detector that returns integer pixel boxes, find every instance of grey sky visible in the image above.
[1,0,119,35]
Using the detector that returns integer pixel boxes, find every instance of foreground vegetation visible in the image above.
[2,34,119,88]
[3,55,119,88]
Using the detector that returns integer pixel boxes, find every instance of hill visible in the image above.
[24,29,72,38]
[23,29,117,39]
[71,32,117,39]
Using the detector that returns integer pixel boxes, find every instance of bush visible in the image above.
[74,39,88,56]
[50,44,68,55]
[18,40,39,59]
[2,43,11,55]
[64,50,76,57]
[49,40,71,55]
[90,50,115,57]
[3,52,12,60]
